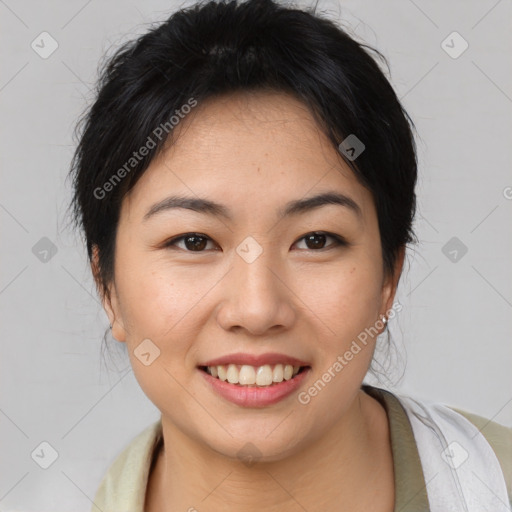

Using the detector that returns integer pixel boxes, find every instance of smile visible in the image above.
[198,364,311,408]
[199,363,308,387]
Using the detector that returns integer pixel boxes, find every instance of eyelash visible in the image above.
[162,231,348,252]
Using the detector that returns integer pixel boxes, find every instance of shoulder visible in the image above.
[365,385,512,507]
[91,419,163,512]
[449,406,512,500]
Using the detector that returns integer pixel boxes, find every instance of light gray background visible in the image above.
[1,0,511,510]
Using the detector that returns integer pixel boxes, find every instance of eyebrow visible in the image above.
[143,191,363,222]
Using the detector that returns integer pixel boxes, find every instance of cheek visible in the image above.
[295,258,383,340]
[114,257,205,415]
[294,262,383,425]
[115,252,224,376]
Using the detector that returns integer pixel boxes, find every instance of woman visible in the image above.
[69,0,512,510]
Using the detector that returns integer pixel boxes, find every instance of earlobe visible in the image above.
[108,304,127,342]
[381,245,406,316]
[90,245,127,342]
[102,283,127,343]
[102,284,127,342]
[104,281,127,342]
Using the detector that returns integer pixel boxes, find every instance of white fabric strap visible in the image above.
[396,394,511,512]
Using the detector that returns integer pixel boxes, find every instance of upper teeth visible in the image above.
[207,364,301,386]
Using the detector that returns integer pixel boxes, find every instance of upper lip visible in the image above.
[200,352,310,368]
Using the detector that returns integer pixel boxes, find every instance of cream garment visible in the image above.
[397,394,511,511]
[91,386,512,511]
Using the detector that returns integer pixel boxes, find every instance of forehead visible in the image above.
[122,91,375,223]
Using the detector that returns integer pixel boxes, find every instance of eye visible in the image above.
[293,231,347,251]
[162,231,347,253]
[163,233,217,252]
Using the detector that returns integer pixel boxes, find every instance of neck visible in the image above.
[146,389,394,512]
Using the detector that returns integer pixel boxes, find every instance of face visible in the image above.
[98,91,401,461]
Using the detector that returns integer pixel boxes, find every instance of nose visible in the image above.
[215,245,297,336]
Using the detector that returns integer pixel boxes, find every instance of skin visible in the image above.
[93,90,405,511]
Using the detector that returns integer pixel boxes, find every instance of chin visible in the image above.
[197,420,312,465]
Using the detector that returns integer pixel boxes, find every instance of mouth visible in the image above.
[198,363,311,387]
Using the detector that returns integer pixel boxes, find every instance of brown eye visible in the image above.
[163,231,346,253]
[294,232,346,251]
[164,233,215,252]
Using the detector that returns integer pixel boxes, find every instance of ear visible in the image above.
[380,245,406,318]
[91,245,127,342]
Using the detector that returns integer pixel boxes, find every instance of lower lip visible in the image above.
[199,367,311,408]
